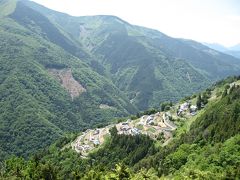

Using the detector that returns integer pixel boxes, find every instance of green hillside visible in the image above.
[1,76,240,179]
[0,1,136,159]
[22,1,240,110]
[1,0,240,166]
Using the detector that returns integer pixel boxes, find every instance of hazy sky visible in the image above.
[31,0,240,47]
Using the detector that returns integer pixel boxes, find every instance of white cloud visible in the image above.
[31,0,240,47]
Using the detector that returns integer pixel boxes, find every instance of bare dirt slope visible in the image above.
[48,68,86,98]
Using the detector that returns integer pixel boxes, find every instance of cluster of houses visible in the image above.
[118,121,140,135]
[177,101,197,116]
[72,112,179,155]
[73,133,92,154]
[146,115,155,125]
[140,112,161,126]
[76,144,92,153]
[89,129,100,146]
[70,91,213,157]
[73,128,103,154]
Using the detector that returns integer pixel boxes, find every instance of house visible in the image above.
[177,102,190,115]
[146,115,154,125]
[147,120,154,125]
[120,125,131,131]
[177,109,183,116]
[93,129,100,135]
[122,122,129,126]
[131,128,140,135]
[76,144,91,152]
[180,102,189,111]
[93,139,100,145]
[190,105,197,112]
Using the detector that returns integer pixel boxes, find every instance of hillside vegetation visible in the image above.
[1,76,240,179]
[22,0,240,110]
[0,0,136,159]
[1,0,240,166]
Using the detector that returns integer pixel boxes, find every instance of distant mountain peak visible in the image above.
[202,42,229,52]
[230,43,240,51]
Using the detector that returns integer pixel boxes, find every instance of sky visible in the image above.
[31,0,240,47]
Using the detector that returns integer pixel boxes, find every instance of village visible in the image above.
[71,100,199,156]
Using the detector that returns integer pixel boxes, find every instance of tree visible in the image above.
[113,163,131,179]
[202,94,208,105]
[229,84,236,94]
[157,132,165,143]
[222,89,228,98]
[161,102,172,111]
[109,126,118,137]
[196,95,202,110]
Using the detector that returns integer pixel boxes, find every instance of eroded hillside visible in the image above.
[48,68,86,99]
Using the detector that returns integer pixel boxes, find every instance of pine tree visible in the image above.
[222,89,228,98]
[196,95,202,110]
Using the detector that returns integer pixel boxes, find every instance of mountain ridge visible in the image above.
[204,42,240,59]
[1,0,240,160]
[0,0,137,159]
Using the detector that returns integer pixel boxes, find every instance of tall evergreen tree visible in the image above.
[196,94,202,110]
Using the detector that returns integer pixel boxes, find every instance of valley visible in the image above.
[0,0,240,179]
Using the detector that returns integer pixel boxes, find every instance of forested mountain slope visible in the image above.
[204,42,240,59]
[23,0,240,110]
[1,76,240,179]
[1,0,240,163]
[0,0,136,159]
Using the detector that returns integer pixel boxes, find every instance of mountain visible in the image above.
[22,1,240,110]
[202,42,229,52]
[227,44,240,58]
[226,51,240,59]
[0,0,137,159]
[1,0,240,160]
[230,44,240,51]
[204,42,240,59]
[1,76,240,179]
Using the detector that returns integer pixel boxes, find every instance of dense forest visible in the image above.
[0,0,137,159]
[14,0,240,110]
[1,76,240,179]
